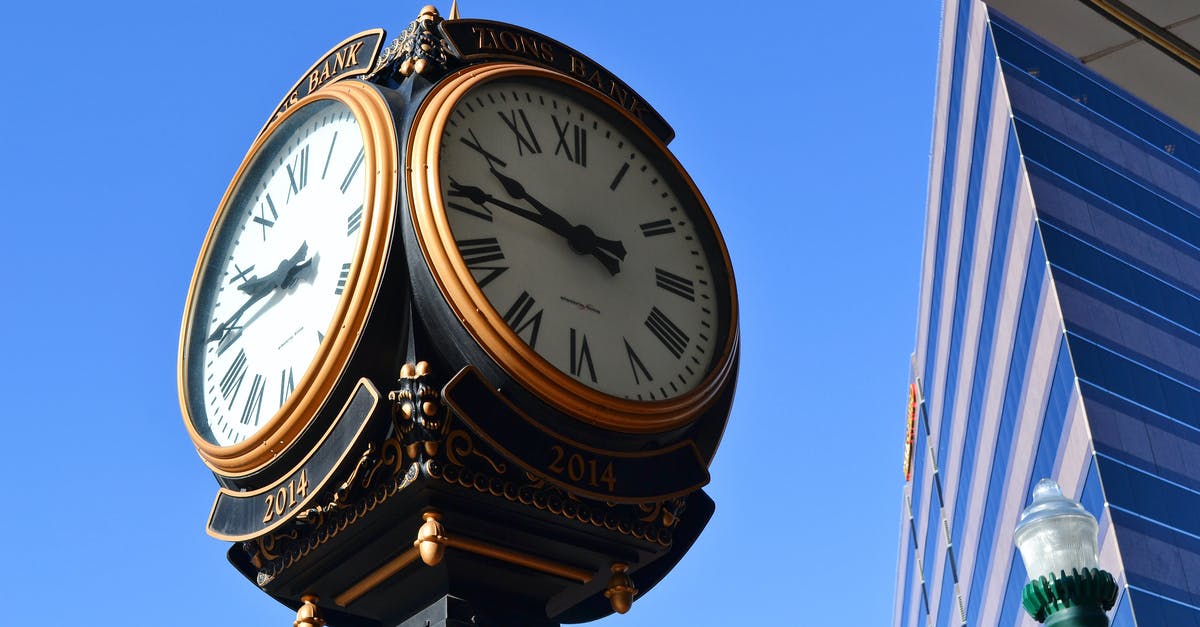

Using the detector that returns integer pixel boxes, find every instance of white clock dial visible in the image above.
[436,76,724,401]
[186,99,368,446]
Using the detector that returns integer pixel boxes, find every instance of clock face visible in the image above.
[424,73,732,406]
[183,98,369,447]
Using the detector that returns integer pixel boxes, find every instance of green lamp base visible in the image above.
[1022,568,1118,626]
[1043,605,1110,627]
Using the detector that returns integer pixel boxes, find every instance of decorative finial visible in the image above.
[604,563,638,614]
[414,509,448,566]
[418,5,440,22]
[449,0,460,19]
[368,6,458,82]
[293,595,326,627]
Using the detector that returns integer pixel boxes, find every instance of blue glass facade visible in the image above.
[896,1,1200,625]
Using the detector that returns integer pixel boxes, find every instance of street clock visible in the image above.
[178,7,738,626]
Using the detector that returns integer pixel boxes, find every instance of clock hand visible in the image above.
[448,179,548,225]
[457,132,568,230]
[205,288,266,352]
[455,133,626,274]
[208,242,313,349]
[486,168,627,275]
[238,242,310,294]
[460,130,507,168]
[450,176,625,276]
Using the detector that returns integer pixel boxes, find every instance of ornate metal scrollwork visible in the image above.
[637,496,686,528]
[330,442,382,509]
[292,441,383,529]
[389,361,448,459]
[243,526,300,569]
[245,360,689,583]
[446,428,507,474]
[369,5,457,82]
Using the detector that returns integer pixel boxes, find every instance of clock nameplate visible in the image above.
[206,379,387,541]
[442,367,709,503]
[258,28,387,138]
[439,19,675,143]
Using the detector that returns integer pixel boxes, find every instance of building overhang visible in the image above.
[985,0,1200,136]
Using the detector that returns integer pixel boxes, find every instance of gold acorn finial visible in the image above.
[293,595,325,627]
[604,563,637,614]
[414,509,448,566]
[449,0,460,19]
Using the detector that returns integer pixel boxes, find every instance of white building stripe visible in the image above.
[925,0,987,461]
[893,486,914,625]
[977,270,1062,626]
[955,164,1035,599]
[936,54,1010,535]
[914,0,964,377]
[914,6,993,621]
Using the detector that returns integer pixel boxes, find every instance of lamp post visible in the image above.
[1014,479,1118,627]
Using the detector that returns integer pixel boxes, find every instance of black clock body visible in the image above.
[388,45,739,490]
[188,10,739,627]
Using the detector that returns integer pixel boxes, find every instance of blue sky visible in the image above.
[0,1,939,624]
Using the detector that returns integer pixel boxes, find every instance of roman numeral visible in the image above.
[334,262,351,295]
[645,307,689,359]
[624,338,654,385]
[552,114,587,166]
[241,374,265,425]
[498,109,542,155]
[279,367,295,406]
[502,291,544,349]
[656,268,696,301]
[322,131,338,179]
[340,147,364,193]
[230,263,255,284]
[569,328,597,383]
[286,145,309,200]
[220,349,248,406]
[347,204,363,236]
[253,194,278,240]
[640,219,676,237]
[610,163,630,190]
[458,237,509,288]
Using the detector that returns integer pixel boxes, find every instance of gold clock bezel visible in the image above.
[178,80,398,477]
[407,63,738,434]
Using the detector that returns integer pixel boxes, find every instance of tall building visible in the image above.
[896,1,1200,625]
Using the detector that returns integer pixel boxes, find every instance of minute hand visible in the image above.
[488,168,627,275]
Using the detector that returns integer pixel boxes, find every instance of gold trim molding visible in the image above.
[335,509,593,608]
[179,80,399,477]
[333,547,421,607]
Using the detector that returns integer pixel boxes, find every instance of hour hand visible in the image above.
[209,242,313,350]
[582,233,625,275]
[239,242,310,294]
[488,169,626,274]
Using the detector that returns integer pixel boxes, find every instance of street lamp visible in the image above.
[1014,479,1118,627]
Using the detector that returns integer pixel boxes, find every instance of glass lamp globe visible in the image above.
[1014,478,1100,580]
